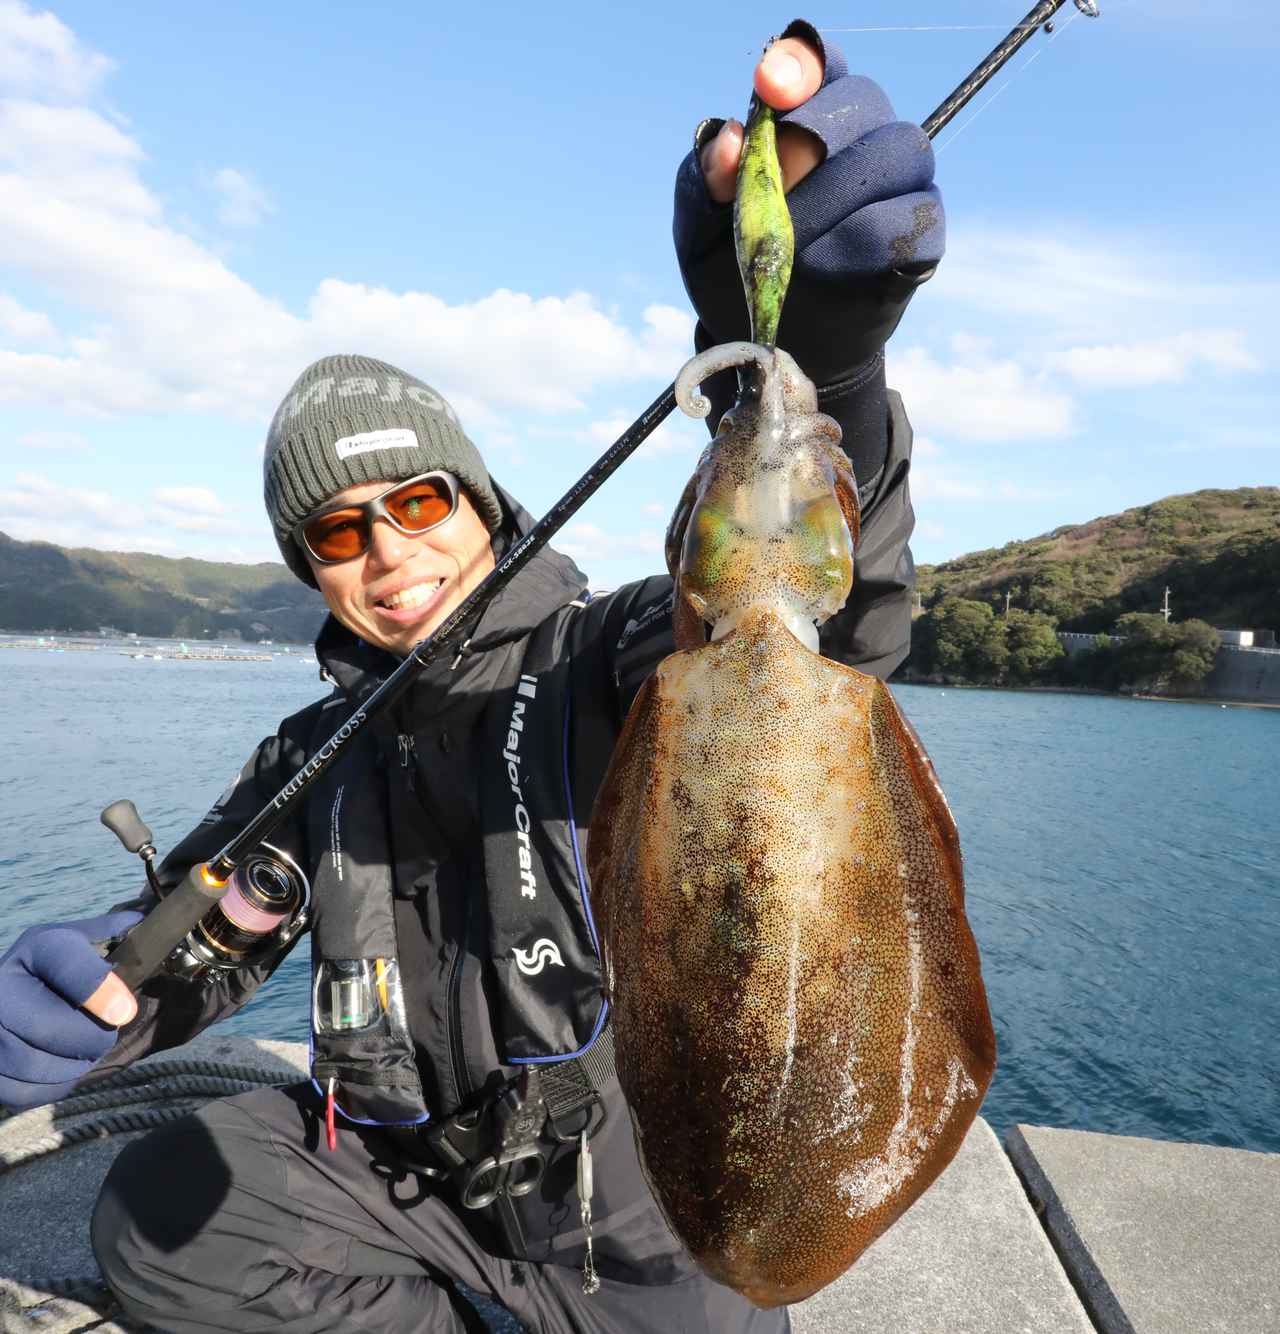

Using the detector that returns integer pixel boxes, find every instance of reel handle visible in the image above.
[101,800,155,856]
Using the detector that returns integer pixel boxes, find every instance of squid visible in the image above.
[586,84,996,1308]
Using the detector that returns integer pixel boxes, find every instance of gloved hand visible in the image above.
[674,19,943,387]
[0,910,142,1111]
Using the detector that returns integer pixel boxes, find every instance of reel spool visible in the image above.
[101,800,310,980]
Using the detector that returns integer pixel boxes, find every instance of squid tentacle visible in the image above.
[675,342,775,420]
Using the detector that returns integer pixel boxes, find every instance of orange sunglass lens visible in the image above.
[305,510,367,561]
[386,481,453,531]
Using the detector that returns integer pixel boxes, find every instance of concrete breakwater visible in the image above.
[1,1033,1276,1333]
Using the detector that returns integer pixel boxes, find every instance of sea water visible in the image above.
[1,639,1277,1151]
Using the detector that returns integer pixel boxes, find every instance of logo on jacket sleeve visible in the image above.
[514,938,564,976]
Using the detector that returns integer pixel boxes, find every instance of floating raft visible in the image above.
[2,1034,1275,1332]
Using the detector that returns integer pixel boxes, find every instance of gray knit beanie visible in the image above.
[263,354,503,586]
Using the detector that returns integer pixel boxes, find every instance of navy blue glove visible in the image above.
[674,20,942,388]
[0,910,142,1111]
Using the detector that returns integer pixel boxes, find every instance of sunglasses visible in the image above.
[295,472,461,565]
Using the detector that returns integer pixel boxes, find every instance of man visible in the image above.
[0,25,943,1334]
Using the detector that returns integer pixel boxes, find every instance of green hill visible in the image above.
[5,485,1276,647]
[0,532,328,643]
[915,487,1280,634]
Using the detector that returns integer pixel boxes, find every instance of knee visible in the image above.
[91,1114,237,1323]
[92,1135,156,1313]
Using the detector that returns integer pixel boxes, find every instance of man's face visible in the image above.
[304,478,497,657]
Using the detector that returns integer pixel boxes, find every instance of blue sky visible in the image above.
[0,0,1275,589]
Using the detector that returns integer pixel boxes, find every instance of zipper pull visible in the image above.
[325,1076,338,1152]
[397,734,417,790]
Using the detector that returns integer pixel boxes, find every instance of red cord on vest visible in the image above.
[325,1077,337,1152]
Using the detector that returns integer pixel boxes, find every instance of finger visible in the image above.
[700,119,743,205]
[82,973,138,1029]
[25,925,112,1005]
[1,968,128,1055]
[753,35,824,112]
[777,122,825,194]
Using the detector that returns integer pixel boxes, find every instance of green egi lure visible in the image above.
[733,92,793,347]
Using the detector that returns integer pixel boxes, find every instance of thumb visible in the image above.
[82,971,138,1028]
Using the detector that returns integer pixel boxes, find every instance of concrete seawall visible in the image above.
[1058,635,1280,705]
[1,1035,1276,1332]
[1196,644,1280,704]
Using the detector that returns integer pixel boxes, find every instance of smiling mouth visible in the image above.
[376,577,446,612]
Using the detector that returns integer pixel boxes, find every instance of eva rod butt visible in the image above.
[107,863,228,990]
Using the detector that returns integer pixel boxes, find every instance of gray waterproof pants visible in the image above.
[91,1084,790,1334]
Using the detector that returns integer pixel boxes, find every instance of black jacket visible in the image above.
[96,391,920,1279]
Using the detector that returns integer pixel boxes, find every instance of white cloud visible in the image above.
[0,100,154,216]
[888,343,1075,442]
[0,512,182,551]
[1,470,146,529]
[1054,330,1258,388]
[0,292,56,341]
[0,43,695,428]
[212,167,273,228]
[153,485,225,515]
[0,0,114,100]
[305,284,693,417]
[15,428,87,451]
[0,471,275,556]
[556,521,663,567]
[151,509,221,533]
[931,228,1279,349]
[909,469,985,502]
[586,412,700,456]
[910,465,1062,504]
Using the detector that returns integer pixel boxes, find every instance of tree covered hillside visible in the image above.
[0,532,328,642]
[915,488,1280,634]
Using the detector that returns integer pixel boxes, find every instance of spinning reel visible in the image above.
[100,799,310,981]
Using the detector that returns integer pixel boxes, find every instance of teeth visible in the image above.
[381,579,443,611]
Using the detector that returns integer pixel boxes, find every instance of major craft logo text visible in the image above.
[503,674,538,901]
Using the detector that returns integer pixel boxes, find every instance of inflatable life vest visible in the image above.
[305,612,610,1127]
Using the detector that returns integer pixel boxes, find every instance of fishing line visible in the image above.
[933,1,1087,154]
[821,24,1055,33]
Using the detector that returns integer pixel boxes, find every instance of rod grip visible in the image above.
[106,863,227,990]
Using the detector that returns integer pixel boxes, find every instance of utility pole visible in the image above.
[1004,590,1012,618]
[1162,587,1173,623]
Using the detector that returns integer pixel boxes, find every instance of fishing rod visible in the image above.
[924,0,1100,139]
[102,0,1102,990]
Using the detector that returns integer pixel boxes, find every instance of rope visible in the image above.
[79,1056,296,1091]
[1,1102,205,1171]
[0,1056,297,1128]
[0,1054,525,1333]
[4,1074,267,1124]
[0,1057,299,1173]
